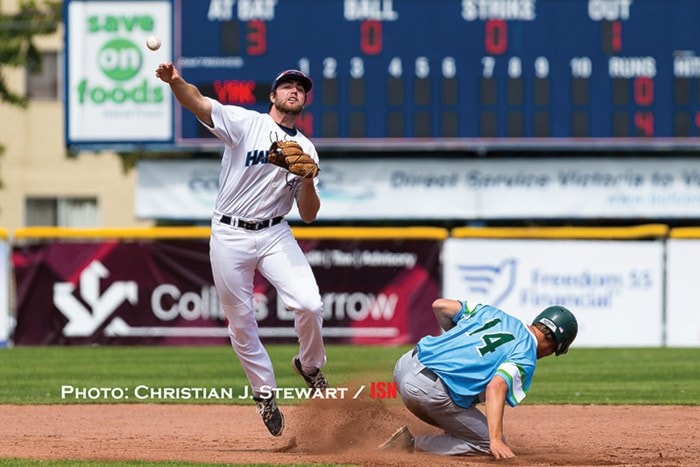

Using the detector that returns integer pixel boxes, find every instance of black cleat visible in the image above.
[254,396,284,437]
[377,425,415,453]
[292,356,328,390]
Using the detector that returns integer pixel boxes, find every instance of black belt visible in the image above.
[421,367,439,381]
[220,215,283,231]
[412,348,439,382]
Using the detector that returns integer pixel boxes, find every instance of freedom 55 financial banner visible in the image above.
[666,239,700,346]
[66,1,172,145]
[442,239,664,348]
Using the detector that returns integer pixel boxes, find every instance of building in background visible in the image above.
[0,0,152,231]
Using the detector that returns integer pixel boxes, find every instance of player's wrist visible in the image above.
[168,76,185,86]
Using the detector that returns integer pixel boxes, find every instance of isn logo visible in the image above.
[369,381,397,399]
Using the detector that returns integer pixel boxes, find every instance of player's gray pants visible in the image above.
[393,349,492,456]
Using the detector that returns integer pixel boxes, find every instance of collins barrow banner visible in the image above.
[12,239,440,345]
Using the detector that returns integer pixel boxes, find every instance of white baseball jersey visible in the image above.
[201,97,320,220]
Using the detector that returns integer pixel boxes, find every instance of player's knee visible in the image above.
[289,293,323,315]
[229,326,263,351]
[295,304,323,318]
[225,310,260,348]
[232,337,261,353]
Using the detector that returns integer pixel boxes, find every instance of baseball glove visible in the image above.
[268,140,319,178]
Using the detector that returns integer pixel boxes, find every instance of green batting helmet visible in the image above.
[533,306,578,356]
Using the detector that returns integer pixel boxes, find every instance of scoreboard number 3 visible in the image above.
[246,20,266,55]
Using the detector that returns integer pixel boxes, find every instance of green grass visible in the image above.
[525,347,700,404]
[0,344,405,405]
[0,345,698,405]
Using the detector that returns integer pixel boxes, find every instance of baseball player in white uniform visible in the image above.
[156,64,327,437]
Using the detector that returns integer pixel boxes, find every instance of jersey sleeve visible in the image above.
[198,98,248,147]
[452,301,482,324]
[494,361,534,407]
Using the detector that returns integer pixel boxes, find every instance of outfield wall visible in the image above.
[2,225,699,347]
[666,228,700,347]
[10,227,446,346]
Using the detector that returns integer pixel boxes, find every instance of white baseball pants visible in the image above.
[210,218,326,396]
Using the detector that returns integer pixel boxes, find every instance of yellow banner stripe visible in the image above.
[11,226,449,240]
[669,227,700,239]
[12,225,700,240]
[451,224,669,240]
[12,227,211,240]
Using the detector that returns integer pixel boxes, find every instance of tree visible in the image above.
[0,0,62,188]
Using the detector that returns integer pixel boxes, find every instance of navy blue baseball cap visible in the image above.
[272,69,313,93]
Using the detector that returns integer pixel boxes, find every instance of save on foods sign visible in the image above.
[65,0,172,146]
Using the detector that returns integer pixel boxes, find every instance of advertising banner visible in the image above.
[666,239,700,346]
[12,238,440,345]
[136,158,700,221]
[136,160,223,220]
[65,0,173,145]
[442,239,665,348]
[0,239,8,348]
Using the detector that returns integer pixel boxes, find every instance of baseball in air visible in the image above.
[146,35,161,51]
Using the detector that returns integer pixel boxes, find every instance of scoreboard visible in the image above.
[174,0,700,147]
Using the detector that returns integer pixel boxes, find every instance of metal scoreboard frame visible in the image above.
[66,0,700,152]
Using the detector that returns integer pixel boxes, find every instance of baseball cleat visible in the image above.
[377,425,415,453]
[254,396,284,437]
[292,356,328,390]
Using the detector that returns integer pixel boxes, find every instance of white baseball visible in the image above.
[146,35,161,51]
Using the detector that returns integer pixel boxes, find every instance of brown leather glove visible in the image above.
[268,141,319,178]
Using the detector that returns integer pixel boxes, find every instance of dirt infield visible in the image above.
[1,402,698,465]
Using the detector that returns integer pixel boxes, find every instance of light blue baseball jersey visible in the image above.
[416,301,537,409]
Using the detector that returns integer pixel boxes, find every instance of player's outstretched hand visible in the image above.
[489,439,516,459]
[156,62,180,84]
